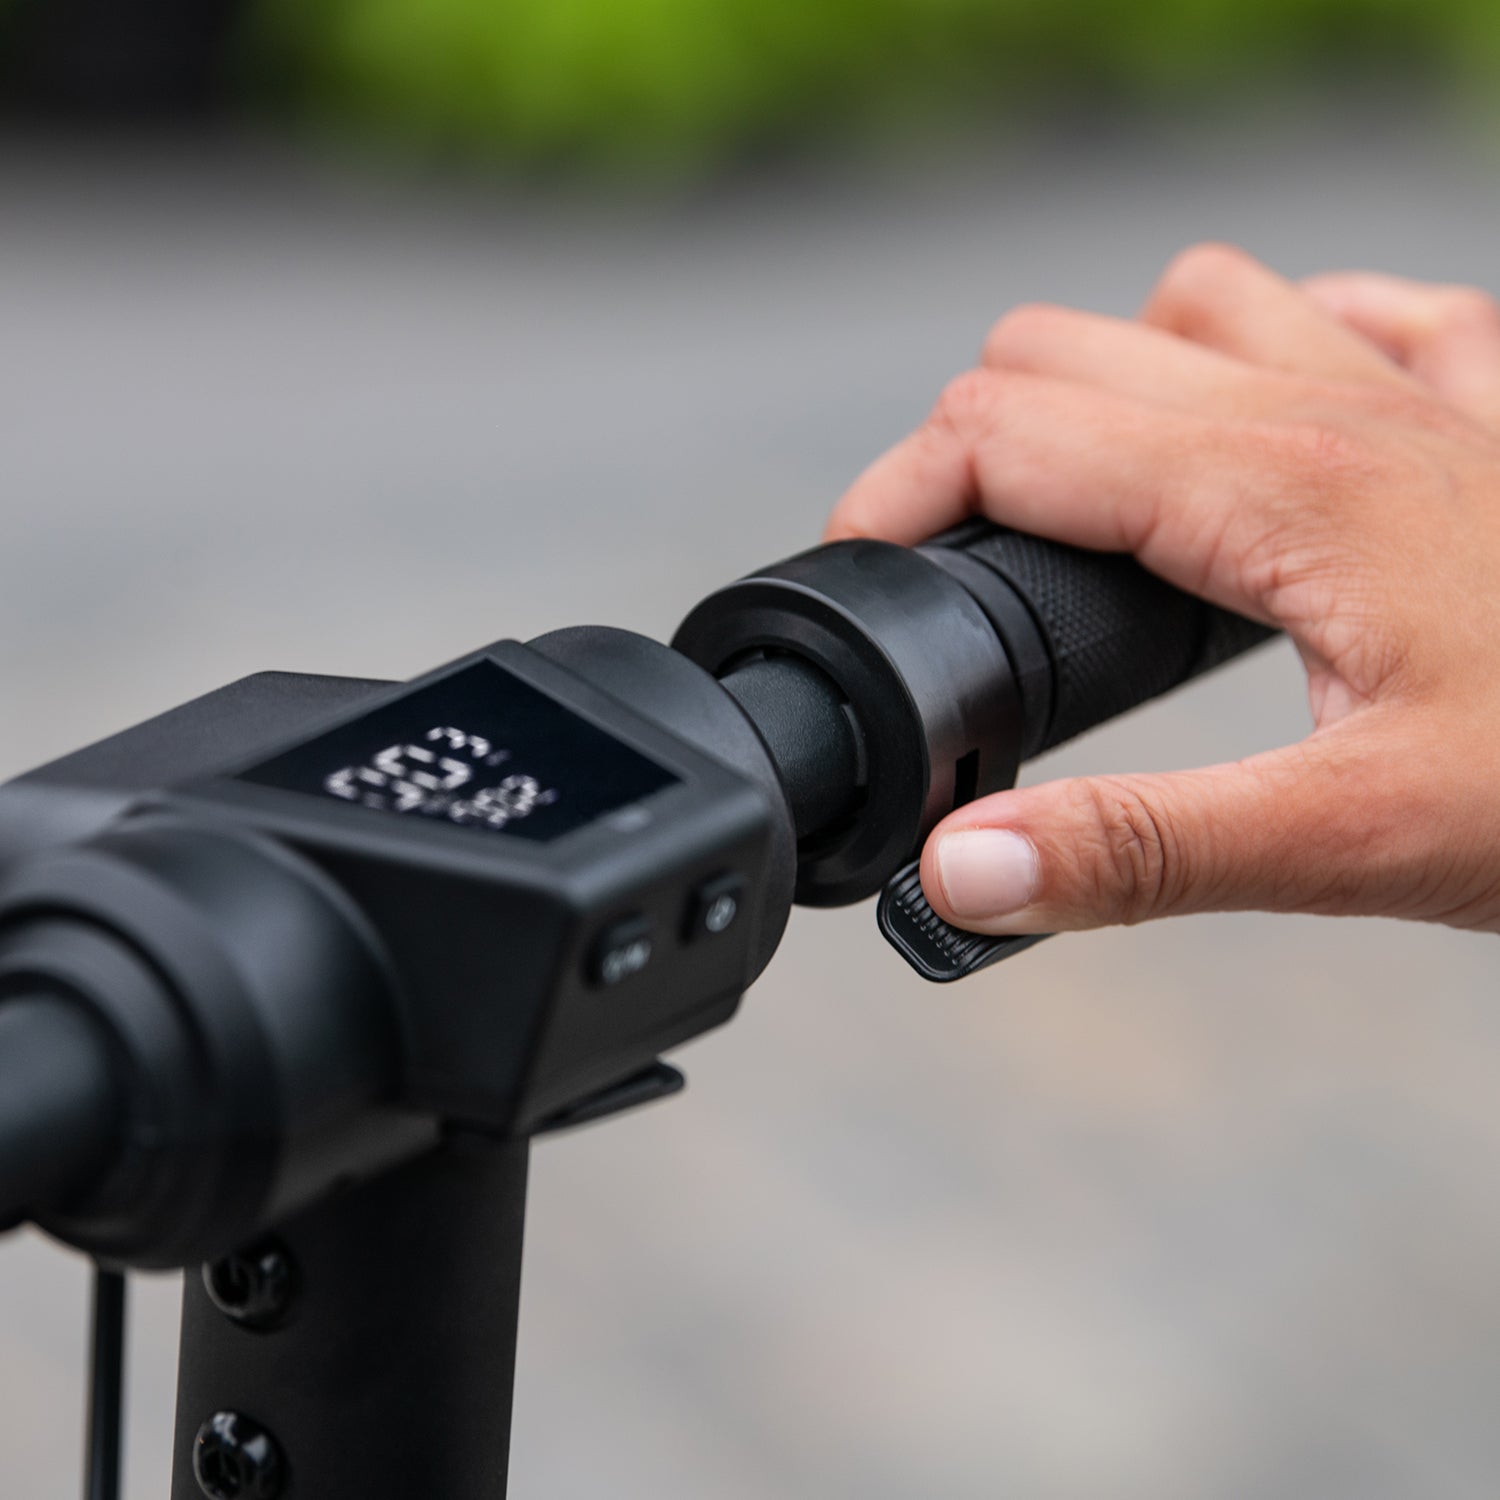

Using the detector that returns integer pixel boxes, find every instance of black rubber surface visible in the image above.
[0,994,118,1227]
[950,523,1274,754]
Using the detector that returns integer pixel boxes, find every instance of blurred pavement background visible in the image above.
[3,104,1500,1499]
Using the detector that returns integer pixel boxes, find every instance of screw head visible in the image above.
[202,1241,298,1330]
[193,1410,285,1499]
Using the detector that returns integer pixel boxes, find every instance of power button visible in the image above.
[685,873,744,943]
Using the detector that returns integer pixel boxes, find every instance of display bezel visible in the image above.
[235,657,680,846]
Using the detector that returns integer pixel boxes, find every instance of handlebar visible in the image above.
[0,516,1276,1262]
[0,993,119,1230]
[0,514,1281,1500]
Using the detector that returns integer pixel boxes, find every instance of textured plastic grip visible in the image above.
[877,861,1048,981]
[945,523,1275,754]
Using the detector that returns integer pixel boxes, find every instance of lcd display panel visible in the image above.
[240,661,678,842]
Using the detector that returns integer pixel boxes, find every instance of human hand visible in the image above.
[826,246,1500,937]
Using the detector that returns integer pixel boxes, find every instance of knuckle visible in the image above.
[982,301,1070,364]
[1148,241,1256,320]
[1302,372,1469,447]
[1347,380,1463,441]
[1071,777,1180,924]
[1171,240,1256,281]
[930,367,1001,437]
[1258,418,1374,490]
[1437,286,1500,333]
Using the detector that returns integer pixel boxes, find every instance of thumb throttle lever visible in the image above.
[877,861,1049,982]
[880,524,1273,982]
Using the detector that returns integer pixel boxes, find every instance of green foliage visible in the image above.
[244,0,1500,171]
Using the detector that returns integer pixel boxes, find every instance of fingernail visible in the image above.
[936,829,1039,919]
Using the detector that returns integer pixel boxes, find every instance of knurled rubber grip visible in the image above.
[936,520,1275,755]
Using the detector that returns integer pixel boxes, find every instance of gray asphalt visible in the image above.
[3,105,1500,1498]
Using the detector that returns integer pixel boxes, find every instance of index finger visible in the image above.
[825,367,1280,619]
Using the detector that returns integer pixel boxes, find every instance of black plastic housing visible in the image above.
[0,638,787,1263]
[175,639,781,1132]
[0,825,418,1267]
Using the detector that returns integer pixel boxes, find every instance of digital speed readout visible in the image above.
[324,725,558,830]
[240,661,679,842]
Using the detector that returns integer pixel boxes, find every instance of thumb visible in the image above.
[919,738,1375,933]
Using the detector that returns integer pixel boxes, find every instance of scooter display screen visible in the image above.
[240,660,678,842]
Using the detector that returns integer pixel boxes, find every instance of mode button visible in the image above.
[590,916,654,987]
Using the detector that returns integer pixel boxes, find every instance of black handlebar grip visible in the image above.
[923,518,1276,760]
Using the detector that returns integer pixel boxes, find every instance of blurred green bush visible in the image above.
[247,0,1500,171]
